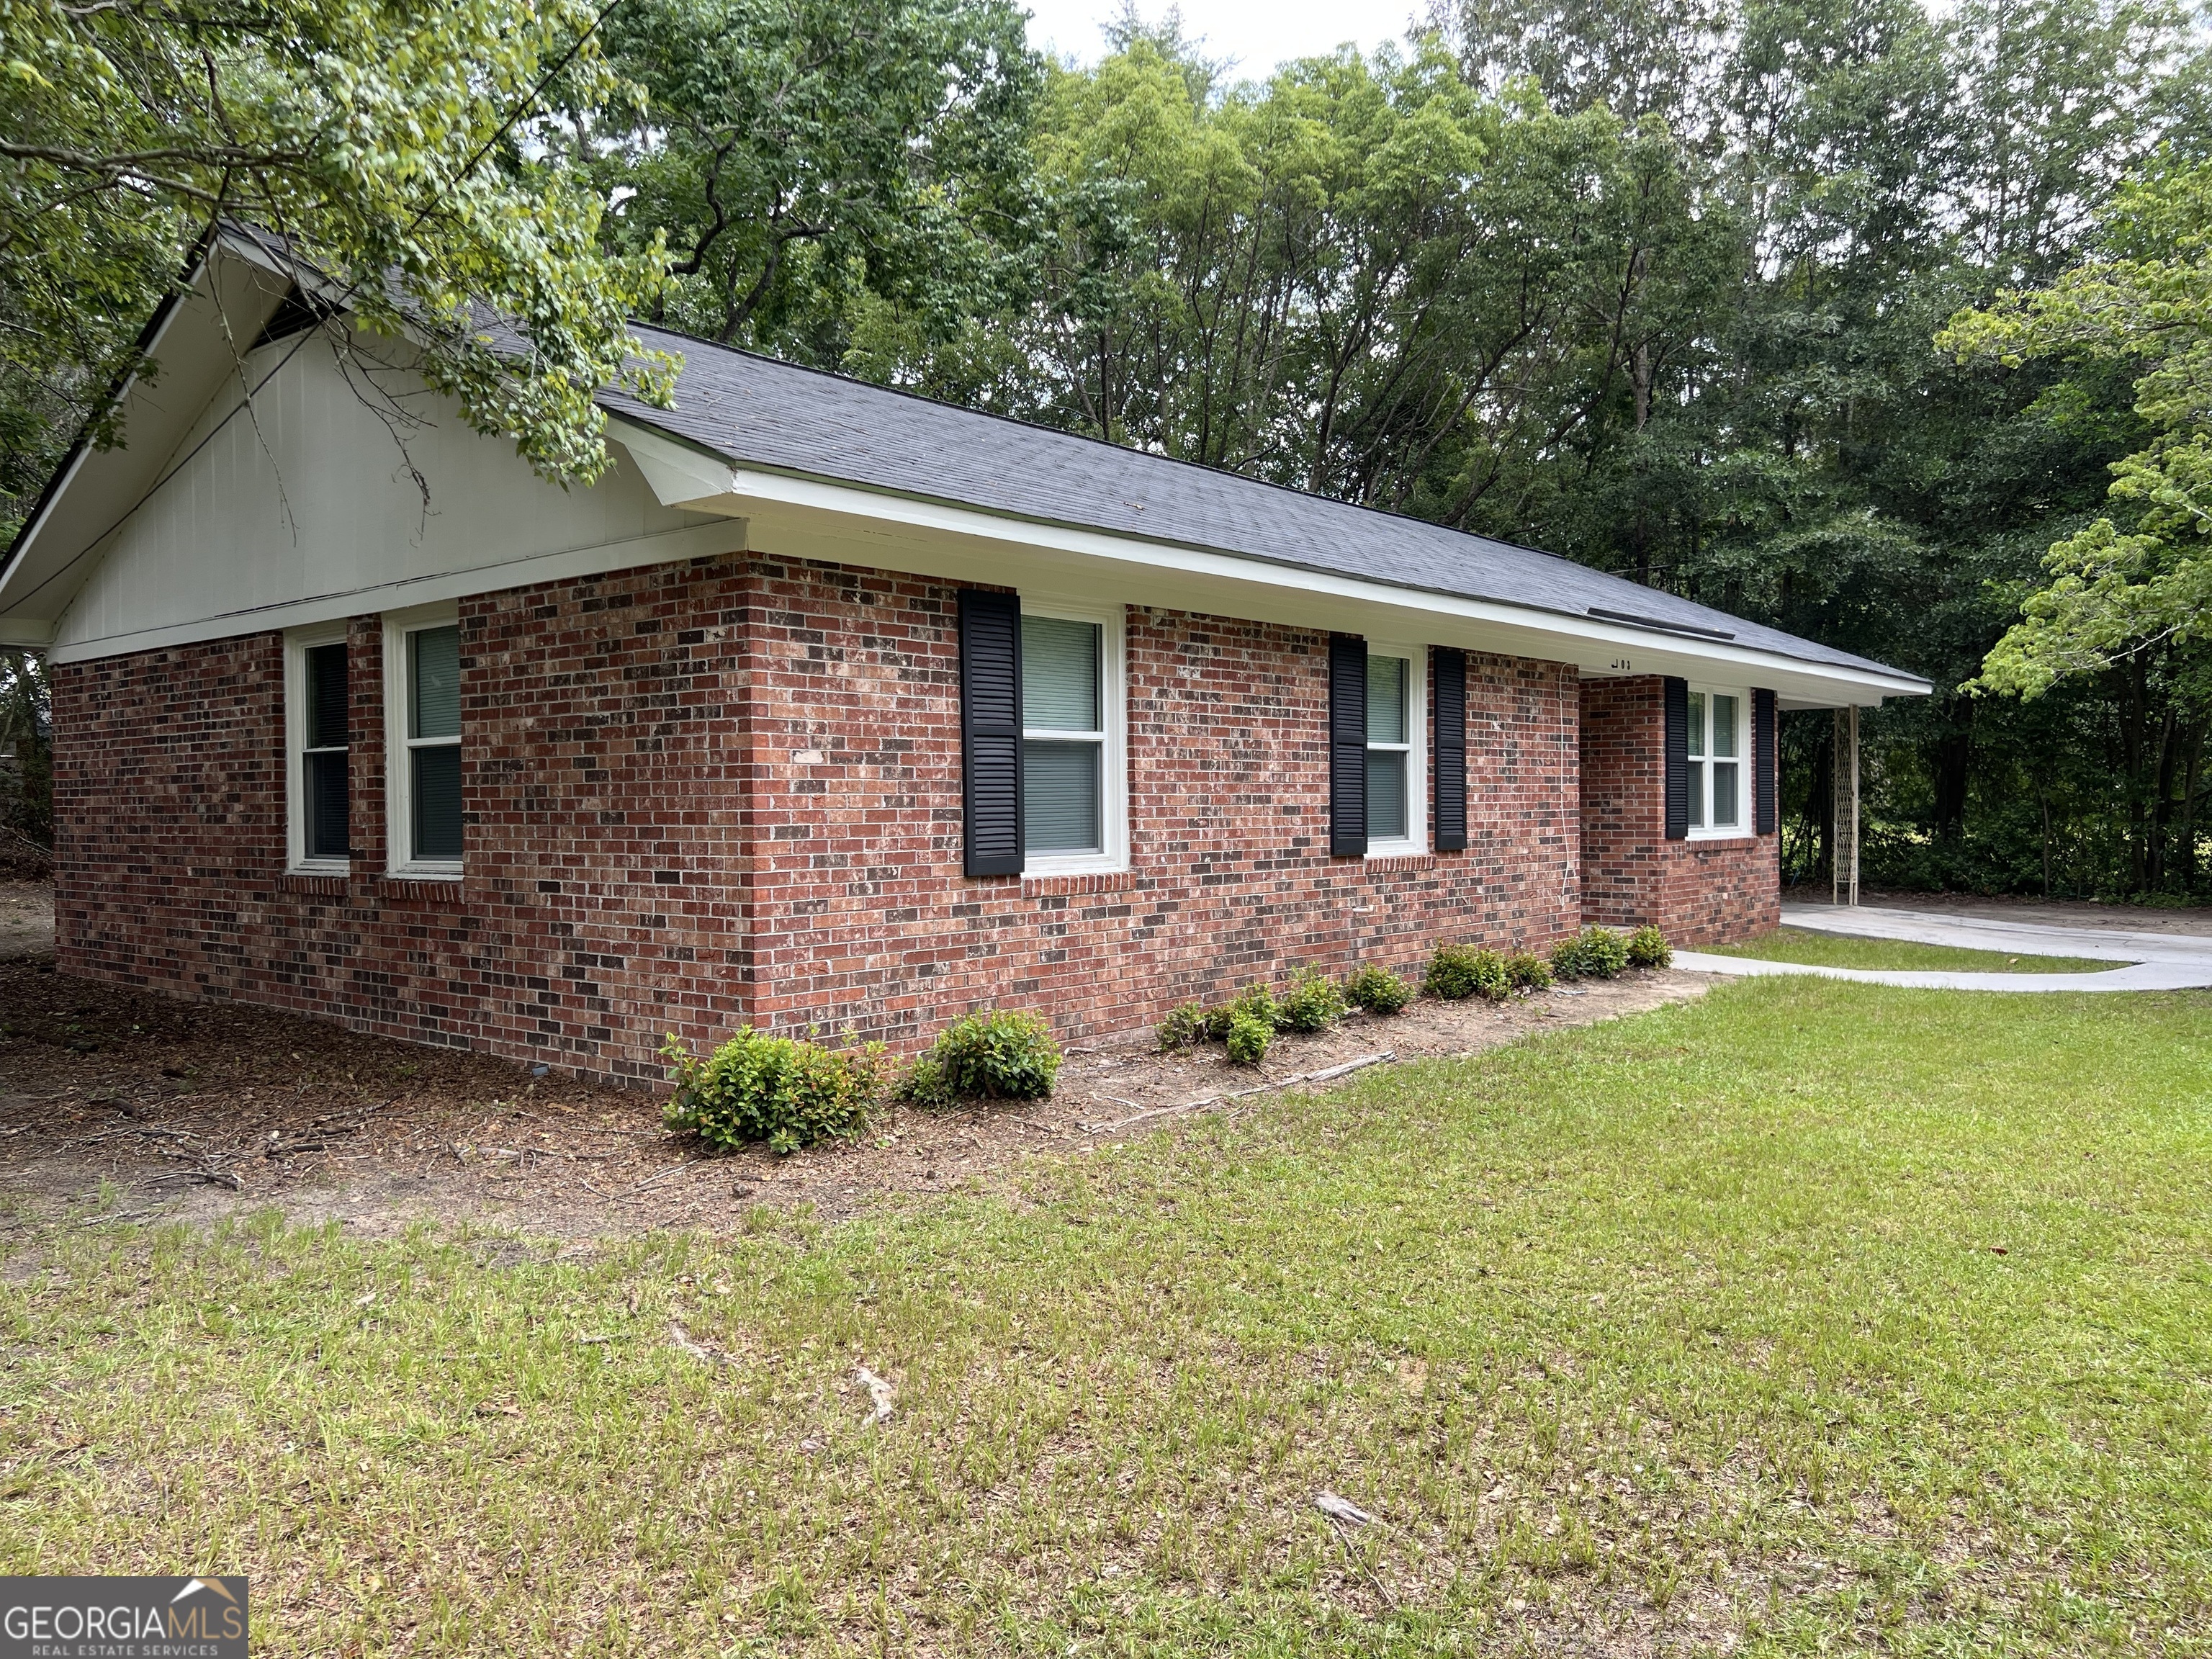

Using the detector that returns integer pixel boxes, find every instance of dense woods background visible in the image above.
[5,0,2210,898]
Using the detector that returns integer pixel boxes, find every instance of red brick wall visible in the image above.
[1576,676,1779,945]
[50,552,1589,1080]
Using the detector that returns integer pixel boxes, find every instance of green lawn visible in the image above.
[6,979,2211,1655]
[1703,926,2113,974]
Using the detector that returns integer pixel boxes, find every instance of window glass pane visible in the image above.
[1022,739,1102,853]
[410,626,461,741]
[1711,694,1739,758]
[1686,759,1705,828]
[1686,691,1705,758]
[1022,616,1100,733]
[1712,761,1740,827]
[305,642,349,750]
[412,745,462,860]
[1367,750,1408,840]
[1367,655,1406,745]
[305,750,349,860]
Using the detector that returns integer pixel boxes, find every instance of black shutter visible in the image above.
[958,588,1023,876]
[1753,687,1777,835]
[1433,647,1467,852]
[1328,634,1367,858]
[1663,676,1690,841]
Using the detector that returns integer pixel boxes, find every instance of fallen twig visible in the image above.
[1313,1491,1376,1527]
[1079,1052,1395,1134]
[669,1321,733,1367]
[634,1158,699,1191]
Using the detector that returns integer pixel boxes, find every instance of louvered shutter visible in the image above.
[1752,688,1777,835]
[959,589,1024,876]
[1328,634,1367,858]
[1433,647,1467,852]
[1663,677,1690,841]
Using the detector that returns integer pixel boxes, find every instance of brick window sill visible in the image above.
[1364,853,1439,875]
[1022,868,1138,899]
[277,872,349,897]
[375,876,467,904]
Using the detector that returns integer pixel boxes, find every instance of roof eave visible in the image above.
[608,414,1930,706]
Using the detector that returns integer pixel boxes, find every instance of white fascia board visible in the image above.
[42,520,744,665]
[610,421,1930,707]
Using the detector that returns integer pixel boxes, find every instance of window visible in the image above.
[285,628,350,871]
[1686,687,1745,837]
[1020,601,1125,874]
[384,606,463,875]
[1364,647,1426,855]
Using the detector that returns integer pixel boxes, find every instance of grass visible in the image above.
[5,979,2211,1655]
[1702,926,2114,974]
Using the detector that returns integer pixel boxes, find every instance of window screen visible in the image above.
[1366,655,1410,842]
[407,625,462,862]
[1021,616,1104,855]
[301,641,349,861]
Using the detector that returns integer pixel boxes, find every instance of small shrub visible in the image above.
[1224,1012,1272,1066]
[907,1009,1062,1102]
[896,1051,953,1107]
[1503,950,1554,993]
[1425,941,1510,1002]
[1341,962,1413,1015]
[662,1029,886,1155]
[1208,981,1282,1039]
[1278,966,1348,1033]
[1156,1001,1208,1051]
[1552,925,1632,980]
[1626,924,1673,968]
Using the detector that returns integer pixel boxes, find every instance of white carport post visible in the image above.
[1832,706,1860,908]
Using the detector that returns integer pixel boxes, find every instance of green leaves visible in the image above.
[0,0,678,518]
[1947,163,2212,697]
[581,0,1042,364]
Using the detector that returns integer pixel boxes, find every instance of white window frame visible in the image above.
[284,624,351,875]
[1685,683,1752,842]
[383,602,464,878]
[1364,643,1427,858]
[1020,597,1127,877]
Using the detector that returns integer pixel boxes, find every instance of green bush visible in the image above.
[1224,1012,1272,1066]
[896,1051,954,1108]
[1627,924,1673,968]
[905,1009,1063,1103]
[1278,966,1347,1033]
[1156,1001,1208,1051]
[1208,981,1282,1039]
[1424,941,1510,1002]
[1341,962,1413,1015]
[1503,950,1554,993]
[661,1029,886,1155]
[1551,925,1632,980]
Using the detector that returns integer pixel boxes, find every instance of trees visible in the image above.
[580,0,1043,366]
[0,0,677,533]
[1947,164,2212,697]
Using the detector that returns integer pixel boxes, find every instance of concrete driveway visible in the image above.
[1674,903,2212,992]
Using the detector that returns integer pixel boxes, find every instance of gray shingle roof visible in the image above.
[605,327,1918,683]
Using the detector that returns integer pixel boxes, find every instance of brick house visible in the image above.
[0,234,1925,1082]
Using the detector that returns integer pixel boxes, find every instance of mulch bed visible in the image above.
[0,925,1707,1240]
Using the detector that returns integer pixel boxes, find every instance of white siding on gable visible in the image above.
[53,333,729,659]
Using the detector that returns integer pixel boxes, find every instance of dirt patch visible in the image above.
[0,947,1705,1240]
[0,881,50,961]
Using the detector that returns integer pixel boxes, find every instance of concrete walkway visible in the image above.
[1672,903,2212,992]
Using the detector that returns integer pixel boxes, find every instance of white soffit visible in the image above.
[611,421,1925,709]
